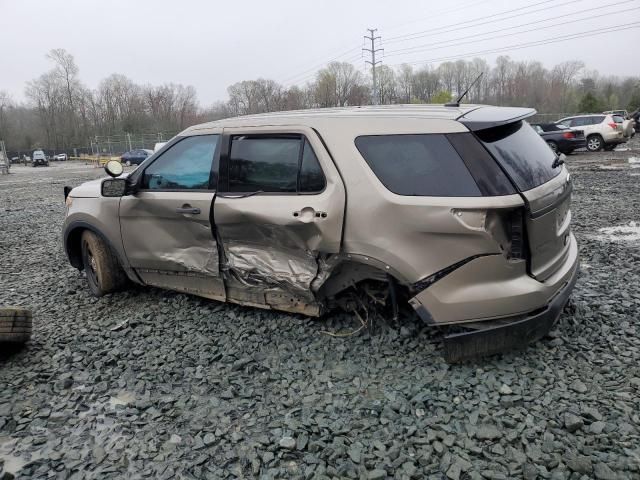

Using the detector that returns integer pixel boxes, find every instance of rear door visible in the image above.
[213,126,345,311]
[474,120,572,281]
[119,132,225,300]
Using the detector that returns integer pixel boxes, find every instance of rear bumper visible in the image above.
[442,260,579,362]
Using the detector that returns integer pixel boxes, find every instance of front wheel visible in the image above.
[586,135,603,152]
[546,141,558,154]
[80,230,126,296]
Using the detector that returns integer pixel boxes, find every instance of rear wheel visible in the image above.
[546,141,558,154]
[603,144,616,151]
[0,307,32,344]
[586,135,603,152]
[80,230,126,296]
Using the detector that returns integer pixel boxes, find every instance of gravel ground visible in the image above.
[1,141,640,480]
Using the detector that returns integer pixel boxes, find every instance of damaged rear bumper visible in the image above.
[409,233,579,361]
[442,260,578,362]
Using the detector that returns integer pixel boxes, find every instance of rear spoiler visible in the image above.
[457,106,536,131]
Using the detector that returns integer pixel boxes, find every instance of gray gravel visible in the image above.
[1,144,640,479]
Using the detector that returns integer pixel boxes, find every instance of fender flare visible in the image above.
[63,220,128,272]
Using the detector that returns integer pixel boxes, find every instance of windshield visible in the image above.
[475,121,561,192]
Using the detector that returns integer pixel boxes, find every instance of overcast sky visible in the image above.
[1,0,638,105]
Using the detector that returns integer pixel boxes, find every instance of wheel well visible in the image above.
[65,227,85,270]
[317,260,406,299]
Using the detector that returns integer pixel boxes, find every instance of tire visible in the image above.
[546,141,558,154]
[80,230,126,296]
[0,307,32,344]
[586,135,604,152]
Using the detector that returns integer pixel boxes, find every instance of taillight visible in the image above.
[562,132,575,139]
[508,208,527,260]
[608,122,617,129]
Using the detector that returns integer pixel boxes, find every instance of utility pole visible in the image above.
[363,28,383,105]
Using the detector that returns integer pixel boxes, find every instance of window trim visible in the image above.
[136,134,221,192]
[218,132,327,196]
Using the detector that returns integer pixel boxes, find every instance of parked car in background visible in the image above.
[63,105,578,362]
[121,149,153,166]
[11,156,20,164]
[603,110,635,138]
[556,114,626,151]
[531,123,585,154]
[54,153,68,161]
[32,150,49,167]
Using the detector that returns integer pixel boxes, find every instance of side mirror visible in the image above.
[104,160,123,178]
[101,178,128,197]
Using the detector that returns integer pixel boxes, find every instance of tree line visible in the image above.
[0,49,638,152]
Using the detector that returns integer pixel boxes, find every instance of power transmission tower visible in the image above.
[363,28,383,105]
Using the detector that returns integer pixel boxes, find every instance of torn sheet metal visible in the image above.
[224,240,318,301]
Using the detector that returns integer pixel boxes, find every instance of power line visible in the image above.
[387,22,640,67]
[384,2,640,58]
[284,52,363,88]
[278,45,361,85]
[382,0,486,34]
[363,29,383,105]
[384,0,577,44]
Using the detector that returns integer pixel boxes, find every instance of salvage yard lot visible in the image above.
[1,144,640,479]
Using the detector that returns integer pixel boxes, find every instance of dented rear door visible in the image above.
[213,126,345,310]
[119,132,225,300]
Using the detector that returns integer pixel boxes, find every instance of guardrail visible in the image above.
[69,156,121,167]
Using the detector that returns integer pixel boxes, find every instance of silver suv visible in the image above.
[63,105,579,361]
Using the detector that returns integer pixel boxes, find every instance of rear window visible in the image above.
[354,134,481,196]
[475,121,560,192]
[613,115,624,123]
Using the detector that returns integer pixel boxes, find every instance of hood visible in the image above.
[70,173,130,198]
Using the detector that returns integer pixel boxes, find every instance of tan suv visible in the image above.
[62,105,579,361]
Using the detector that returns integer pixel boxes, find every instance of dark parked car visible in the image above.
[531,123,585,154]
[120,149,153,166]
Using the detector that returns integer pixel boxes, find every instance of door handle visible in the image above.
[176,206,201,214]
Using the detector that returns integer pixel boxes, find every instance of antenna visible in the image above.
[445,72,484,107]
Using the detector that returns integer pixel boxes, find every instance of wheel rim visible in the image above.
[82,241,99,289]
[588,137,601,150]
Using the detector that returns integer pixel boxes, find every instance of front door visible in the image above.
[119,132,225,301]
[213,126,346,314]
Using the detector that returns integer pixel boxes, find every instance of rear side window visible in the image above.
[227,135,325,193]
[355,134,482,196]
[591,116,605,124]
[475,121,560,192]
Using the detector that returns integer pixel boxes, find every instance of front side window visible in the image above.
[227,135,325,193]
[355,134,482,196]
[143,135,218,190]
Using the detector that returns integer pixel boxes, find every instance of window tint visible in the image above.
[591,115,605,124]
[570,118,584,127]
[613,115,624,124]
[475,121,560,192]
[143,135,218,190]
[226,136,326,194]
[355,134,482,196]
[229,136,299,192]
[299,139,326,192]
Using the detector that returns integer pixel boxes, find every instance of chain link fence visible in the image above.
[89,132,177,156]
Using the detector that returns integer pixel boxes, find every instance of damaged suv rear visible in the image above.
[62,105,578,361]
